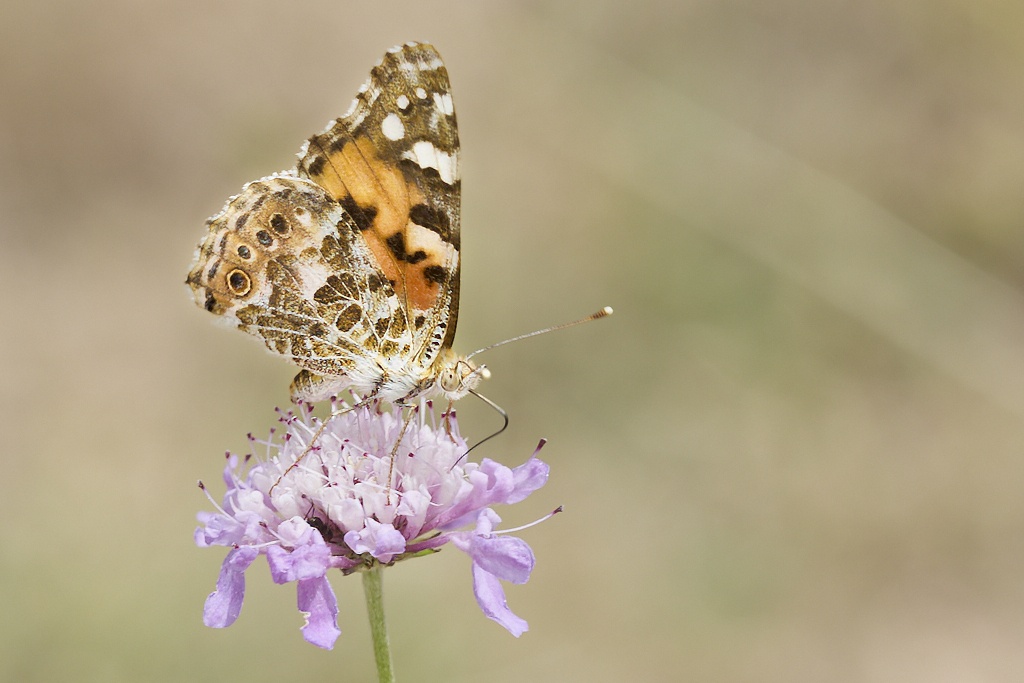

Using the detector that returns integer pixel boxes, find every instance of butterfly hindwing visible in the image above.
[185,175,406,381]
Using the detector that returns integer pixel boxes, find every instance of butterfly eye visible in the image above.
[269,213,291,235]
[227,268,252,296]
[438,367,458,392]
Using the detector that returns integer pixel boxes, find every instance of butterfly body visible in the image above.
[187,43,483,406]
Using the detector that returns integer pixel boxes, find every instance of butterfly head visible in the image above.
[434,348,490,402]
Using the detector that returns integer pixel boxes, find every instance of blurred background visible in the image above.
[3,1,1024,681]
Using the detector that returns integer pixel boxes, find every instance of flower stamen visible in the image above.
[493,506,564,536]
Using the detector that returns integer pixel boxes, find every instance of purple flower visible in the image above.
[196,400,552,649]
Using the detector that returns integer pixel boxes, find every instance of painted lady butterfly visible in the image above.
[187,42,486,408]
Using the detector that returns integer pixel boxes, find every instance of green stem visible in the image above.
[362,565,395,683]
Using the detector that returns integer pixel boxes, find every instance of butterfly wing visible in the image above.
[185,175,403,390]
[187,43,462,403]
[297,42,461,368]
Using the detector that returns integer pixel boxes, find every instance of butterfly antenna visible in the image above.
[450,389,509,469]
[466,306,613,359]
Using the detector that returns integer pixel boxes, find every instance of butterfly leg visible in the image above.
[443,399,456,439]
[384,406,416,506]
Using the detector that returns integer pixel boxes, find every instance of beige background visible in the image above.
[4,1,1024,681]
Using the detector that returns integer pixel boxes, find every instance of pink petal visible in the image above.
[203,546,258,628]
[470,535,534,585]
[507,456,549,504]
[472,562,528,637]
[266,535,332,583]
[343,519,406,564]
[297,576,341,649]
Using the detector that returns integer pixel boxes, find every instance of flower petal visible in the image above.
[203,546,258,628]
[472,561,528,637]
[297,576,341,649]
[468,535,535,585]
[343,518,406,564]
[507,456,549,504]
[276,516,318,546]
[331,498,366,531]
[449,510,535,585]
[266,525,332,584]
[437,456,550,530]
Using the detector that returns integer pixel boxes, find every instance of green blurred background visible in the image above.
[4,1,1024,681]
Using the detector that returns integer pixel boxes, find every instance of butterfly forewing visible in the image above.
[298,42,461,368]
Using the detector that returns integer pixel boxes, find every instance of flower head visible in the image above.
[196,399,551,649]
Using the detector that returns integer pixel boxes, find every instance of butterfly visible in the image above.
[186,42,488,410]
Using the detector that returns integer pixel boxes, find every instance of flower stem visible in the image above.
[362,565,395,683]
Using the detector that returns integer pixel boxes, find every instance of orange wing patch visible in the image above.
[303,134,449,315]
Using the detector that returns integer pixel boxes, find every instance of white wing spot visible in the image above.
[415,87,427,99]
[381,113,405,141]
[403,141,458,185]
[396,94,410,110]
[433,92,454,116]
